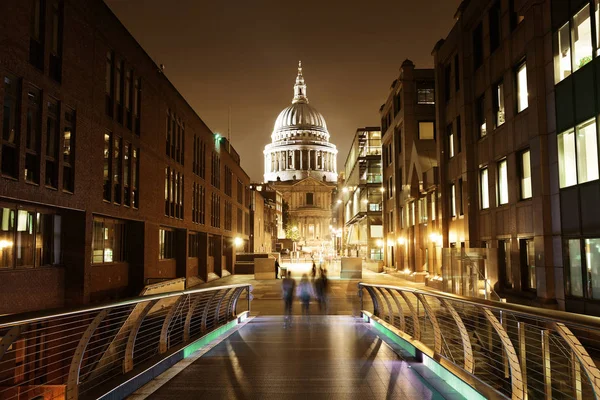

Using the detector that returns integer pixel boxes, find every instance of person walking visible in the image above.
[275,258,280,279]
[297,274,314,317]
[311,261,317,281]
[281,271,296,327]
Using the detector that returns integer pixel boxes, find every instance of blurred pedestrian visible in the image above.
[316,268,329,312]
[275,258,280,279]
[297,274,314,316]
[281,271,296,327]
[311,261,317,281]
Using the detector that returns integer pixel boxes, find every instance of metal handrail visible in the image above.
[0,283,252,400]
[359,282,600,400]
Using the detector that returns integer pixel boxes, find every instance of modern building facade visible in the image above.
[264,63,337,255]
[341,127,384,260]
[431,0,556,304]
[0,0,251,314]
[379,60,439,282]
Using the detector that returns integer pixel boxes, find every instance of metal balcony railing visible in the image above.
[359,283,600,400]
[0,283,252,400]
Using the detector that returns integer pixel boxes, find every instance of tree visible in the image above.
[282,200,290,230]
[285,222,301,242]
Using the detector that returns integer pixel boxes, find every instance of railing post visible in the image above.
[124,300,158,373]
[571,351,582,400]
[517,321,528,399]
[541,329,552,400]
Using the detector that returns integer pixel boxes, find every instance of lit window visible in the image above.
[476,95,486,137]
[516,62,528,112]
[498,159,508,205]
[559,119,599,187]
[92,217,125,264]
[159,228,175,259]
[572,5,593,72]
[587,238,600,299]
[431,193,436,221]
[520,150,532,199]
[555,22,572,83]
[480,168,489,209]
[450,184,456,217]
[494,81,505,127]
[447,124,454,158]
[418,122,434,140]
[567,239,583,297]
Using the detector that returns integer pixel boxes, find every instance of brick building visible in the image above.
[0,0,251,314]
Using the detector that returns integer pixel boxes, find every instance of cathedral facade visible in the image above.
[264,62,338,253]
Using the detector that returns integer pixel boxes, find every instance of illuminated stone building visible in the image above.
[0,0,251,314]
[263,63,338,253]
[379,60,438,281]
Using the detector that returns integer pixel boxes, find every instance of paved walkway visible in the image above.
[146,316,463,400]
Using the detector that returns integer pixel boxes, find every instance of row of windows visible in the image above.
[29,0,63,83]
[478,150,532,210]
[106,51,142,134]
[193,135,206,178]
[211,192,221,228]
[166,110,184,165]
[443,54,460,102]
[397,192,437,229]
[1,75,76,191]
[224,166,232,196]
[554,1,600,84]
[165,167,184,219]
[211,152,220,189]
[192,182,206,225]
[0,207,61,269]
[224,201,232,231]
[103,132,139,208]
[381,83,435,133]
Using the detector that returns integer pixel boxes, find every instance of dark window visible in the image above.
[473,23,483,70]
[134,78,141,135]
[520,238,536,291]
[211,152,220,188]
[237,179,243,204]
[393,90,402,115]
[509,0,523,30]
[493,80,505,128]
[105,51,114,117]
[45,98,59,188]
[92,217,126,264]
[29,0,45,71]
[417,81,435,104]
[2,75,20,178]
[132,148,139,208]
[444,64,451,102]
[456,116,462,153]
[476,95,486,138]
[103,132,112,201]
[25,87,42,184]
[188,233,199,258]
[113,136,121,204]
[306,192,314,205]
[395,126,402,154]
[225,166,232,196]
[454,54,460,91]
[125,69,132,130]
[224,201,232,231]
[62,108,75,192]
[489,1,501,53]
[159,228,175,260]
[116,60,124,123]
[49,0,63,82]
[458,178,463,216]
[123,142,130,205]
[211,193,221,228]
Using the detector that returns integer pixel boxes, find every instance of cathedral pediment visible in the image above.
[290,176,332,187]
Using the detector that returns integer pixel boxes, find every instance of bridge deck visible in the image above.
[143,316,464,400]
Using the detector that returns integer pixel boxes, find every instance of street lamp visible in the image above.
[234,237,243,247]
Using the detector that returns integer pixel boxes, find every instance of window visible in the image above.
[476,95,486,138]
[456,116,462,153]
[450,184,456,217]
[132,148,139,208]
[516,62,528,112]
[489,1,501,53]
[134,78,141,135]
[558,119,599,187]
[388,176,393,199]
[92,217,125,264]
[418,197,428,223]
[113,136,121,204]
[125,69,132,129]
[237,179,243,204]
[49,0,63,82]
[123,143,130,206]
[25,87,42,184]
[116,59,124,123]
[519,150,532,199]
[454,54,460,91]
[237,207,243,233]
[520,238,536,291]
[566,238,600,299]
[188,233,199,258]
[29,0,45,70]
[473,23,483,70]
[458,178,464,216]
[211,193,221,228]
[418,122,434,140]
[2,75,20,178]
[224,201,232,231]
[431,192,436,221]
[0,207,62,269]
[567,239,583,297]
[510,0,524,30]
[447,124,454,158]
[211,152,220,188]
[493,81,505,128]
[572,5,593,72]
[417,82,434,104]
[555,22,572,82]
[444,65,451,102]
[224,166,232,196]
[305,192,315,205]
[45,98,59,188]
[63,109,75,193]
[393,90,402,115]
[395,126,402,155]
[103,132,111,201]
[498,159,508,205]
[105,51,114,117]
[159,228,175,260]
[480,168,489,209]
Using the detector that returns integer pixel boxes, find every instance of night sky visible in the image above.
[105,0,461,182]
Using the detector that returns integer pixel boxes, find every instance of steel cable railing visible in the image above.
[0,283,252,400]
[359,282,600,400]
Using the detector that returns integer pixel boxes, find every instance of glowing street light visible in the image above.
[376,239,384,248]
[342,187,349,193]
[234,237,243,247]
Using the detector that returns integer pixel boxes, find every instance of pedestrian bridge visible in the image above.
[1,282,599,400]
